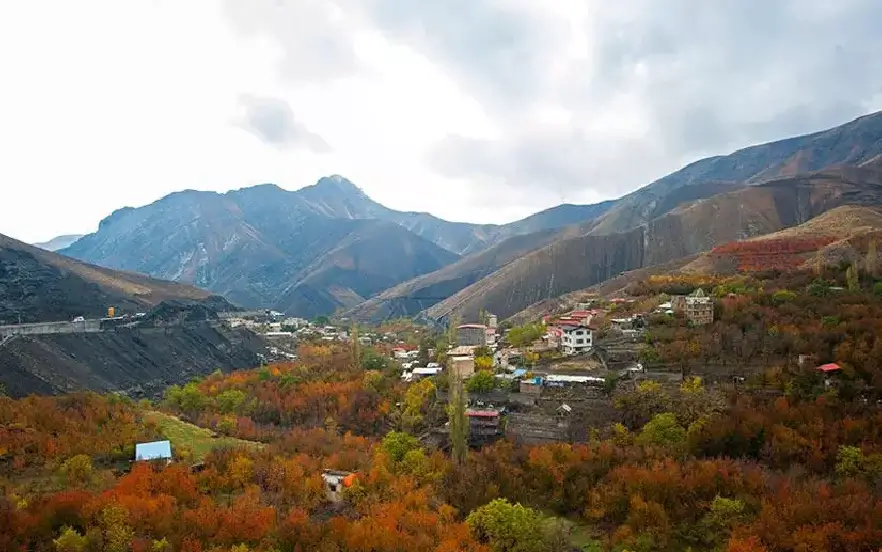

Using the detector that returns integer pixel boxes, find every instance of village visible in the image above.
[382,288,719,448]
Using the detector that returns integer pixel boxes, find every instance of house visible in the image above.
[519,377,543,395]
[684,288,714,325]
[466,408,503,438]
[548,324,593,355]
[449,355,475,379]
[321,470,358,502]
[816,363,842,374]
[456,324,488,346]
[671,289,714,325]
[411,367,442,380]
[544,374,605,387]
[609,316,635,331]
[486,313,498,329]
[134,440,172,464]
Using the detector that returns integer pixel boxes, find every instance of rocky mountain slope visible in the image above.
[588,111,882,236]
[32,234,84,252]
[682,204,882,275]
[429,165,882,322]
[345,111,882,323]
[0,321,264,398]
[0,234,265,398]
[0,233,216,324]
[342,228,570,321]
[62,177,611,317]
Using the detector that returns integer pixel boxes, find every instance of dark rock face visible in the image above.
[0,233,211,324]
[0,323,264,398]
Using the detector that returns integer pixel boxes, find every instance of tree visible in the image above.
[466,499,549,552]
[474,356,494,371]
[53,526,88,552]
[466,371,496,393]
[61,454,93,486]
[448,376,469,466]
[847,262,859,291]
[402,378,435,431]
[635,412,686,450]
[381,431,420,463]
[867,239,878,277]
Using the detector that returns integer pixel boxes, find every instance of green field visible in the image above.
[144,411,262,461]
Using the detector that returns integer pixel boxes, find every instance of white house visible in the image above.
[555,325,593,355]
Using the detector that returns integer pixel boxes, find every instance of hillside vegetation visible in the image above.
[4,269,882,551]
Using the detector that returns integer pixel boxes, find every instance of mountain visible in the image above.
[0,232,218,324]
[0,233,264,397]
[427,165,882,322]
[32,234,85,252]
[588,111,882,236]
[345,112,882,323]
[62,177,611,317]
[682,204,882,275]
[342,228,570,322]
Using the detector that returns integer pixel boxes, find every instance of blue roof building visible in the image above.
[134,440,172,461]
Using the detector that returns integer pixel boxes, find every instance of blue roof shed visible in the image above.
[134,440,172,461]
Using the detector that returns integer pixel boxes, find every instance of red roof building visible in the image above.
[816,363,842,373]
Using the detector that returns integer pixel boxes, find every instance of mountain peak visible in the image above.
[313,174,366,196]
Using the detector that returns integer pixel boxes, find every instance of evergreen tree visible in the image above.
[448,374,469,466]
[847,262,860,292]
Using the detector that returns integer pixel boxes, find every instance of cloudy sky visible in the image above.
[2,0,881,243]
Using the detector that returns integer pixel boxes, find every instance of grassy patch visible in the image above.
[144,411,261,461]
[546,515,602,551]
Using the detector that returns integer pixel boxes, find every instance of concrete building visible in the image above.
[548,324,593,355]
[321,470,357,502]
[456,324,488,346]
[684,288,714,325]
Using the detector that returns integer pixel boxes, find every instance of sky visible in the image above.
[1,1,882,243]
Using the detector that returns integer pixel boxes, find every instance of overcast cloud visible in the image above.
[1,0,881,242]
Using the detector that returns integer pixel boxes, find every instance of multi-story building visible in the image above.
[456,324,488,346]
[678,288,714,325]
[548,324,593,355]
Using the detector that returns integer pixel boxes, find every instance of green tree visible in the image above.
[402,378,435,431]
[636,412,686,449]
[53,526,88,552]
[506,323,545,348]
[381,431,420,463]
[847,262,860,291]
[466,499,549,552]
[98,504,134,552]
[466,371,496,393]
[835,445,864,477]
[771,289,797,304]
[448,376,469,466]
[216,389,247,414]
[163,382,207,416]
[61,454,93,486]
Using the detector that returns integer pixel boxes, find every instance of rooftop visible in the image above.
[134,440,172,461]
